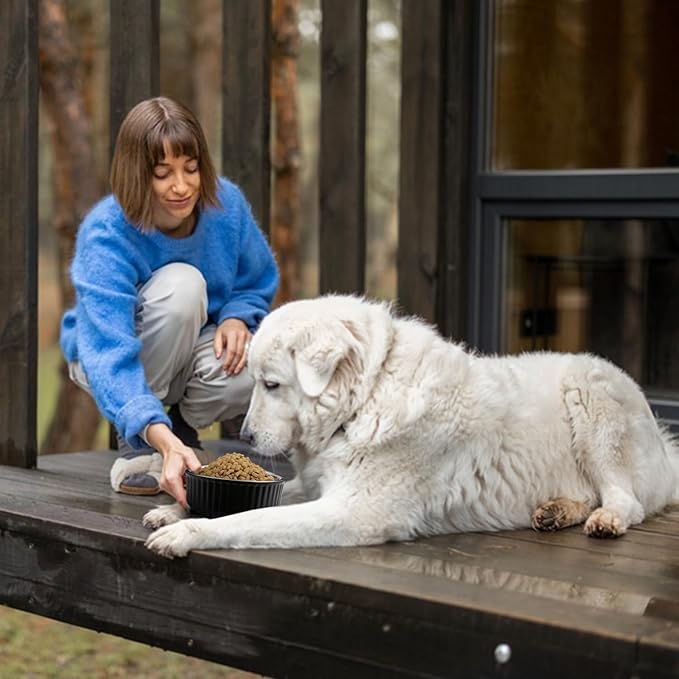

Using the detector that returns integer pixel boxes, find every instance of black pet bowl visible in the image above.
[186,467,284,518]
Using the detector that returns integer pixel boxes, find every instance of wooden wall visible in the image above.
[0,0,474,465]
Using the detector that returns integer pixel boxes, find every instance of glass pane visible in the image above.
[503,219,679,395]
[492,0,679,170]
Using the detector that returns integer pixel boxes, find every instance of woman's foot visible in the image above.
[110,439,163,495]
[111,406,201,495]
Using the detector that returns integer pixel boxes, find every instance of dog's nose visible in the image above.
[240,426,255,446]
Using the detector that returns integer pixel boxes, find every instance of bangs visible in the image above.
[146,120,200,165]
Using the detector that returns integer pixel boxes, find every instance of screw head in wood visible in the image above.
[494,643,512,664]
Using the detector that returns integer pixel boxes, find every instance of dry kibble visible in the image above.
[197,452,274,481]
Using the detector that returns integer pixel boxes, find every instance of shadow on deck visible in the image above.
[1,443,678,679]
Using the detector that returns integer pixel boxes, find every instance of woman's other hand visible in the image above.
[214,317,251,375]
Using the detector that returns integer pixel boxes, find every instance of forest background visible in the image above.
[7,0,401,676]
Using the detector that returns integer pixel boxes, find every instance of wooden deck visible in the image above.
[1,444,679,678]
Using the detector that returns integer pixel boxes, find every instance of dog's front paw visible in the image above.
[142,502,187,529]
[145,519,208,558]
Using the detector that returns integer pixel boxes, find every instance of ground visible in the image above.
[0,605,263,678]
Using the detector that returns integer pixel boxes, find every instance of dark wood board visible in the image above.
[0,0,38,468]
[319,0,367,295]
[109,0,160,153]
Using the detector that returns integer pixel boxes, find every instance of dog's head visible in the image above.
[242,296,387,457]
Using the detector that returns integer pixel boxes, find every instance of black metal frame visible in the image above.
[468,0,679,424]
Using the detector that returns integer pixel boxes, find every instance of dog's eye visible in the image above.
[264,381,280,391]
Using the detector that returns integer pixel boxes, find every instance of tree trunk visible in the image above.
[271,0,302,305]
[39,0,102,453]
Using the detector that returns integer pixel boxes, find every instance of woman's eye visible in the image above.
[264,381,280,391]
[153,171,169,180]
[187,164,199,173]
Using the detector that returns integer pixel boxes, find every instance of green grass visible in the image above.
[0,605,261,678]
[37,343,110,450]
[37,343,61,445]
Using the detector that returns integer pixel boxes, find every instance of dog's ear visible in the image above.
[294,322,360,397]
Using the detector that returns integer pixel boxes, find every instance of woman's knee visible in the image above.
[138,263,207,330]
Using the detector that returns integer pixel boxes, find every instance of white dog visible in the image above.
[144,295,679,558]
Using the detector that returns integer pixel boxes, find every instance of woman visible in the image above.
[60,96,279,507]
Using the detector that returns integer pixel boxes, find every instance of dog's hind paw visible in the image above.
[532,497,592,532]
[584,508,624,538]
[142,502,187,530]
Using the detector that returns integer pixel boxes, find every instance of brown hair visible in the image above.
[110,96,220,229]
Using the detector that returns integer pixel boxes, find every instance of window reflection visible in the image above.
[493,0,679,170]
[503,219,679,393]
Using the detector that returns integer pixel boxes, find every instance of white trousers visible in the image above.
[69,262,254,431]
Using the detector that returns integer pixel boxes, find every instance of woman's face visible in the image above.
[151,142,201,235]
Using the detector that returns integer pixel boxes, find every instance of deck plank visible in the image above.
[309,535,679,612]
[1,450,678,678]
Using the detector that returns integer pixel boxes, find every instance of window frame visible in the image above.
[468,0,679,427]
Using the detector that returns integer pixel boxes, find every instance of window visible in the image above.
[492,0,679,170]
[468,0,679,426]
[503,218,679,395]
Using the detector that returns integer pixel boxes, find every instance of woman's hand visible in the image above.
[146,423,202,507]
[214,317,251,375]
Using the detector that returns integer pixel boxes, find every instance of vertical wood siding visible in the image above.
[0,0,38,467]
[222,0,272,237]
[399,0,472,332]
[319,0,367,294]
[109,0,160,153]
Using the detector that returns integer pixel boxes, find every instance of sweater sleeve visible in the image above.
[216,185,280,330]
[70,221,170,448]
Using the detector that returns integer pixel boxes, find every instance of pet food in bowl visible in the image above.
[186,452,284,518]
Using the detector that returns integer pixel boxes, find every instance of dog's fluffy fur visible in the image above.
[144,295,679,558]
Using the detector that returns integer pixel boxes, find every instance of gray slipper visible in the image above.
[110,451,163,493]
[119,472,161,496]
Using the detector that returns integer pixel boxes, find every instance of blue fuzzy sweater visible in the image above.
[60,178,279,448]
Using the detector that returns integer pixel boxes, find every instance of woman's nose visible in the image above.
[172,173,188,194]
